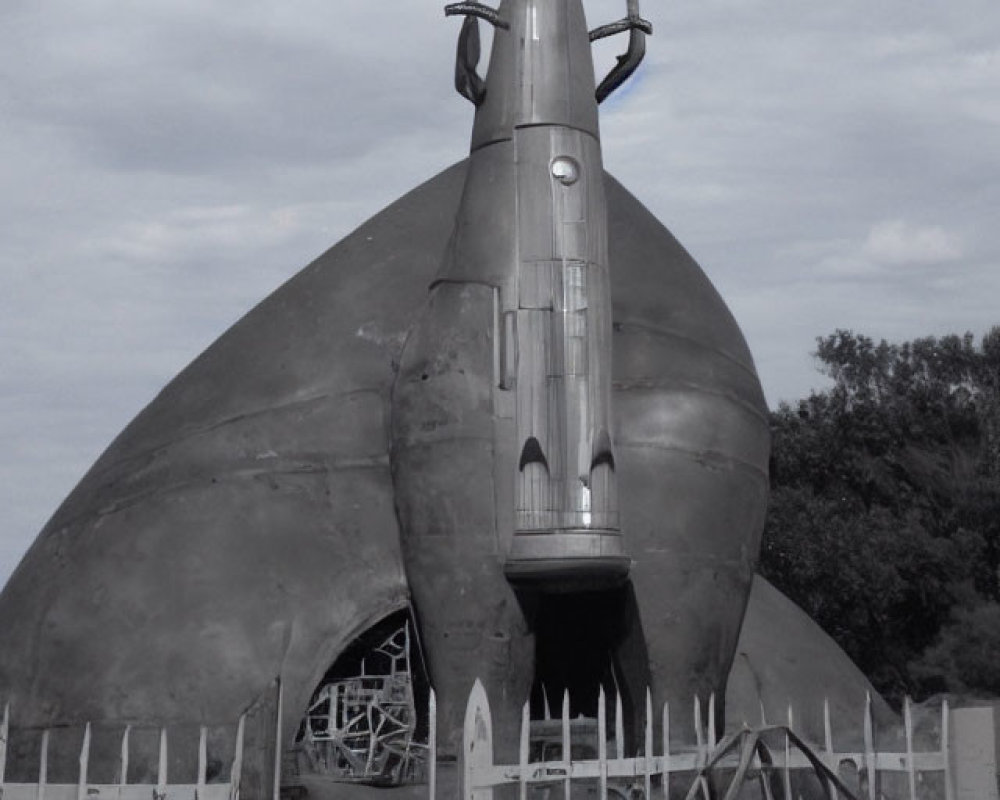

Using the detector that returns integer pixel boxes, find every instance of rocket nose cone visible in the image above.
[471,0,599,149]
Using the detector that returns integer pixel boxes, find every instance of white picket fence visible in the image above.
[5,681,994,800]
[0,703,248,800]
[457,680,999,800]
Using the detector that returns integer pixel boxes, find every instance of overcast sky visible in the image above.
[1,0,998,584]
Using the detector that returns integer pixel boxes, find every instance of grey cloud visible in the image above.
[4,2,461,175]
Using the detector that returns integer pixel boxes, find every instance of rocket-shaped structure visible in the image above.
[397,0,768,769]
[0,1,770,796]
[394,0,635,763]
[398,0,627,596]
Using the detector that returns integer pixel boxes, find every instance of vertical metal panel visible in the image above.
[950,706,1000,800]
[518,262,554,311]
[515,308,554,531]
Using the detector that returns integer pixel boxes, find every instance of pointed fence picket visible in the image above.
[0,703,248,800]
[457,681,992,800]
[428,688,438,800]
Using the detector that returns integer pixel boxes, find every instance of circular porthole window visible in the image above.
[550,156,580,186]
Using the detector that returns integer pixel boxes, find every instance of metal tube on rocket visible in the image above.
[440,0,630,588]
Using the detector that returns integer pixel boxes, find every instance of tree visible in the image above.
[759,327,1000,702]
[911,603,1000,697]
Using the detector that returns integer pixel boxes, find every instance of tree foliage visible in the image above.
[759,327,1000,703]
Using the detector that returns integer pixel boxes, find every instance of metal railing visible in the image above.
[458,680,995,800]
[4,679,994,800]
[0,704,250,800]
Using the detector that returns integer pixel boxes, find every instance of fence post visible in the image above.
[904,697,916,800]
[598,686,608,800]
[230,714,246,800]
[643,690,652,800]
[77,723,91,800]
[823,699,836,800]
[156,728,168,800]
[429,689,437,800]
[119,725,130,794]
[661,702,670,795]
[863,693,876,800]
[197,726,207,800]
[708,694,716,751]
[693,697,704,767]
[943,699,953,800]
[783,706,793,800]
[693,698,709,800]
[615,693,624,762]
[519,701,529,800]
[38,729,49,800]
[273,680,283,800]
[561,691,571,800]
[463,679,493,800]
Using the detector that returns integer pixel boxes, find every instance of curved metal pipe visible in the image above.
[444,2,509,30]
[592,0,652,103]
